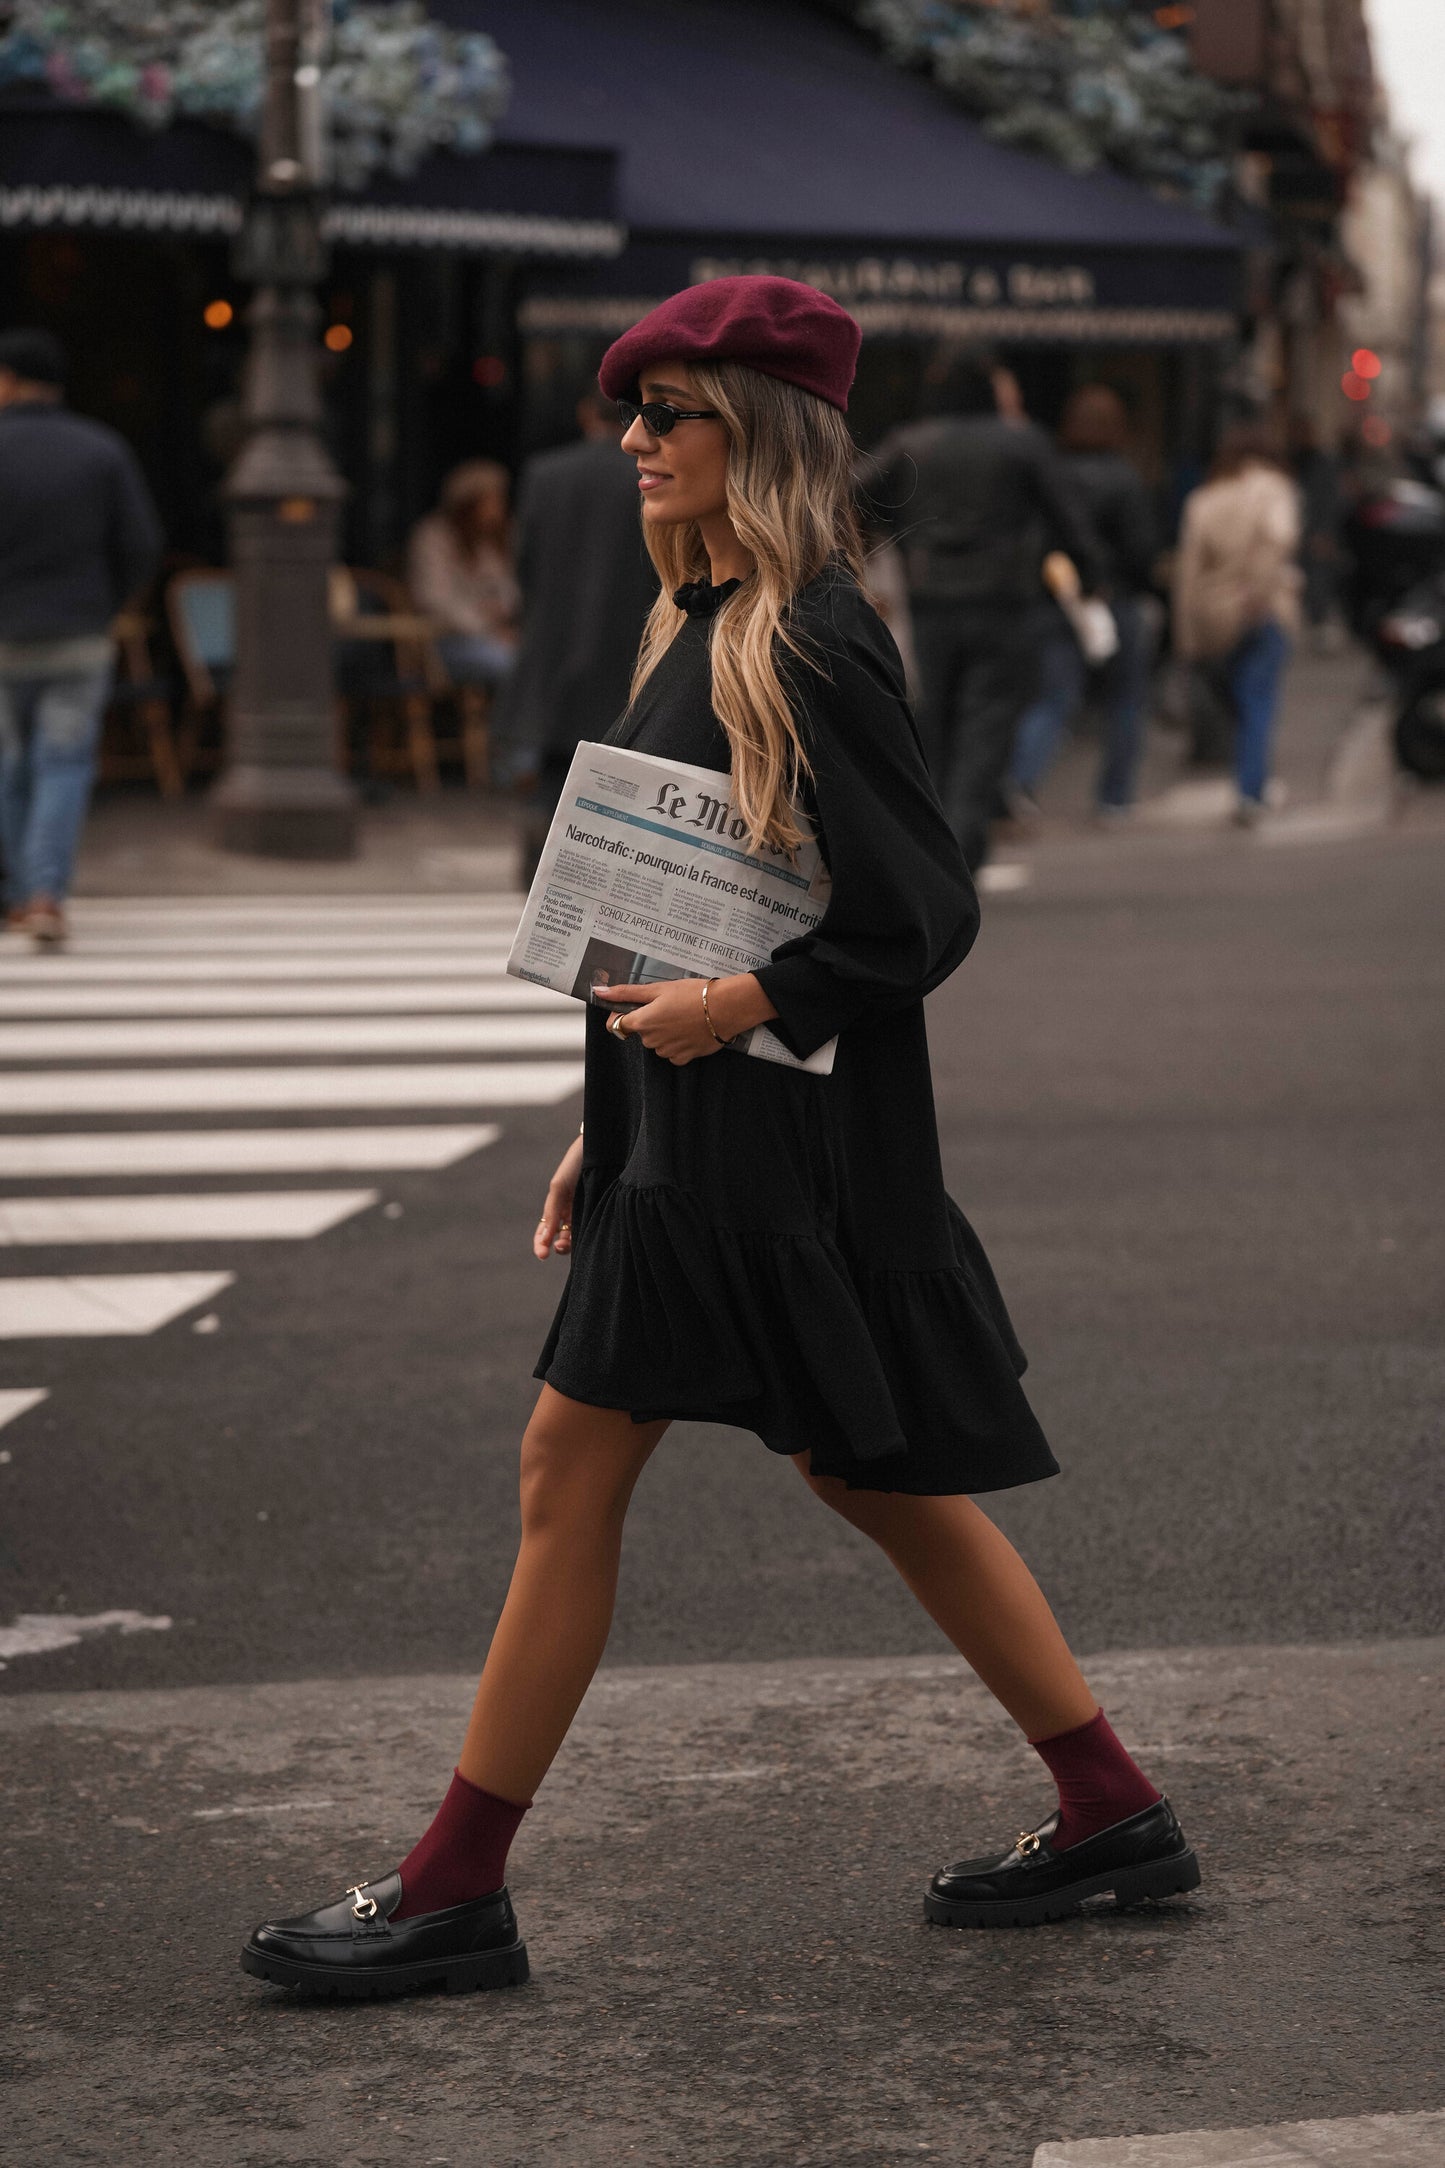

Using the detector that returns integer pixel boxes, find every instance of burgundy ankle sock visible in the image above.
[392,1769,530,1919]
[1030,1708,1160,1851]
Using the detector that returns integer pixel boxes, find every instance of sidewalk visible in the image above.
[69,636,1438,907]
[73,785,525,898]
[2,1639,1439,2166]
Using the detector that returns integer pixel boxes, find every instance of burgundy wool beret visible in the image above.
[598,275,862,413]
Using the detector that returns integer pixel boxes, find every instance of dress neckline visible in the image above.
[673,576,743,618]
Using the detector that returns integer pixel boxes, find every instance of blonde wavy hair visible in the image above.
[629,360,863,855]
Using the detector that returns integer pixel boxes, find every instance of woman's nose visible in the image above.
[620,417,655,454]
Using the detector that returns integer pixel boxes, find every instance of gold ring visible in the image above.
[607,1010,626,1037]
[558,1221,571,1234]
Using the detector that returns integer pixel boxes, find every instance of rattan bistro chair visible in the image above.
[102,611,185,797]
[165,568,235,779]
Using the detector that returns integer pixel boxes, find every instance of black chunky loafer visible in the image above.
[240,1870,529,1999]
[925,1797,1200,1929]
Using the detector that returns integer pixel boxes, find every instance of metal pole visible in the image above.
[211,0,357,859]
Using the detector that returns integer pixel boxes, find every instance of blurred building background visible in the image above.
[1,0,1435,566]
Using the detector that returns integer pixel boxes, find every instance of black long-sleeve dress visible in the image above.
[534,566,1058,1496]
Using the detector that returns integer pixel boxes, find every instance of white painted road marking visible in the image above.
[66,894,523,924]
[0,1012,586,1059]
[1032,2107,1445,2165]
[0,1125,499,1178]
[0,1271,235,1336]
[0,1191,378,1244]
[16,929,517,956]
[0,1060,585,1114]
[0,1609,172,1661]
[0,978,568,1016]
[0,1387,48,1430]
[0,952,527,983]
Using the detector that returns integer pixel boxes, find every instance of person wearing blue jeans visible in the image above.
[1225,618,1290,814]
[0,664,112,924]
[1009,386,1159,819]
[1171,428,1302,826]
[0,327,161,945]
[1010,593,1156,814]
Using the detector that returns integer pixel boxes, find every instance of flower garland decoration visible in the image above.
[821,0,1243,207]
[0,0,510,188]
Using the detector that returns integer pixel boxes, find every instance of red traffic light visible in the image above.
[1351,348,1382,379]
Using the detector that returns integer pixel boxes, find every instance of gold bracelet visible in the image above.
[700,979,727,1044]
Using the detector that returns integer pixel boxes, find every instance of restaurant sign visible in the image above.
[691,254,1098,309]
[521,238,1239,345]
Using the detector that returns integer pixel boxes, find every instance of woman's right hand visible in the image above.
[534,1133,584,1260]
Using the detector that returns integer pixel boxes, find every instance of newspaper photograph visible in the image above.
[506,740,837,1075]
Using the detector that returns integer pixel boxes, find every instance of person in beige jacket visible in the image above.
[1173,426,1302,820]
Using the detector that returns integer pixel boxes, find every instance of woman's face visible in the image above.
[457,485,506,543]
[620,357,730,530]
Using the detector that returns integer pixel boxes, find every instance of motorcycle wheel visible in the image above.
[1395,686,1445,780]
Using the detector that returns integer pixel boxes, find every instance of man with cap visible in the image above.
[0,328,162,946]
[498,386,659,886]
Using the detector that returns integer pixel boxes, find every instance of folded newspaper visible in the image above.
[506,740,837,1075]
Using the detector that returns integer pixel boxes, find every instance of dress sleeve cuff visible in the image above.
[752,956,846,1063]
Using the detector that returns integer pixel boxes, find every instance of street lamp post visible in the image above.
[211,0,357,859]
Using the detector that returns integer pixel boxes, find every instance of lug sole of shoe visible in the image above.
[924,1847,1201,1930]
[239,1937,530,1999]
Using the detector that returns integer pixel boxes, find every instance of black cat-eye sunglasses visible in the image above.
[615,397,720,437]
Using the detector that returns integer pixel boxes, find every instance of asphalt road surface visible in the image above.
[2,809,1442,2166]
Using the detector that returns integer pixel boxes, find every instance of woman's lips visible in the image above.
[637,471,669,492]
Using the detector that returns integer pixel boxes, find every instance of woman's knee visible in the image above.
[792,1452,887,1531]
[519,1394,659,1536]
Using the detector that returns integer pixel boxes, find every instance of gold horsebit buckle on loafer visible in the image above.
[348,1882,379,1920]
[1016,1829,1044,1858]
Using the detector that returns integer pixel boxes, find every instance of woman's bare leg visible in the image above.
[794,1459,1097,1742]
[457,1386,668,1803]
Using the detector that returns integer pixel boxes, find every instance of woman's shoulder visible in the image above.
[786,563,911,738]
[789,564,899,674]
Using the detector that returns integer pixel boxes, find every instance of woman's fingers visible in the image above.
[534,1177,576,1259]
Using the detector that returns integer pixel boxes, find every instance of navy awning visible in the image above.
[0,95,623,260]
[444,0,1243,341]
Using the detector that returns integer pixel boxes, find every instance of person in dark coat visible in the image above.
[1009,383,1160,816]
[242,280,1197,2003]
[499,387,658,866]
[0,328,161,947]
[871,347,1103,869]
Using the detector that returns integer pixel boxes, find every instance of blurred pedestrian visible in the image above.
[873,346,1103,869]
[1172,425,1302,825]
[407,458,520,693]
[0,328,161,948]
[1010,384,1159,820]
[242,277,1198,2004]
[500,387,658,869]
[1290,419,1343,651]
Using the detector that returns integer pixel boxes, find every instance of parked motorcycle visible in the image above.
[1375,572,1445,780]
[1343,475,1445,645]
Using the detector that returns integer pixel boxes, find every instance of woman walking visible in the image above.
[242,279,1198,2001]
[1172,425,1302,824]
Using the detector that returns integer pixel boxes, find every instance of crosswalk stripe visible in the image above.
[20,929,519,957]
[0,1061,586,1114]
[0,1191,378,1244]
[0,1013,586,1060]
[0,952,523,983]
[0,979,569,1017]
[0,1125,499,1178]
[0,1271,234,1337]
[0,1387,48,1430]
[65,895,524,922]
